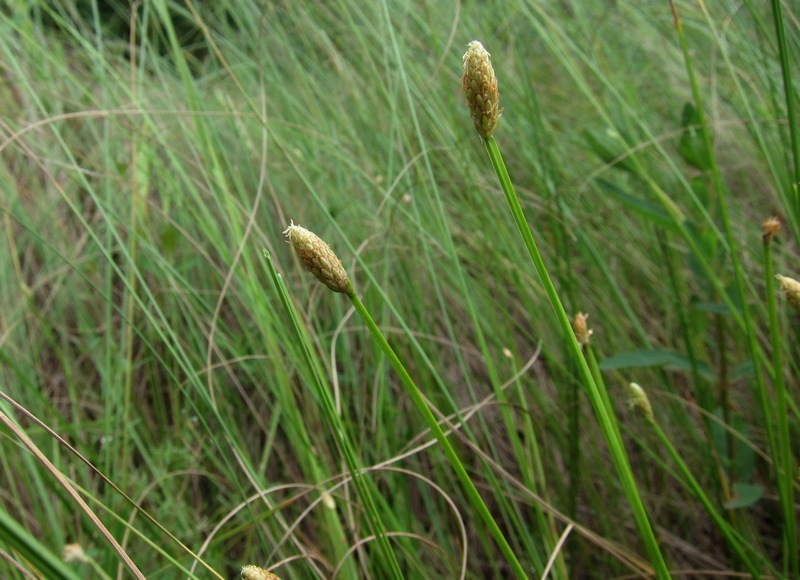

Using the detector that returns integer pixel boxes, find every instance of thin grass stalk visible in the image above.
[0,409,145,579]
[768,0,800,222]
[764,229,797,577]
[263,251,402,580]
[514,369,568,580]
[345,287,529,580]
[668,0,779,510]
[642,415,762,575]
[483,136,669,578]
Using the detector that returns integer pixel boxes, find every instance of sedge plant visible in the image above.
[281,222,529,580]
[461,40,669,578]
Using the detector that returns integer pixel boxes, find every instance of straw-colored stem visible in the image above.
[483,135,669,578]
[346,285,529,580]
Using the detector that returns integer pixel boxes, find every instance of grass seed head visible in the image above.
[241,565,281,580]
[461,40,502,138]
[572,312,593,347]
[776,274,800,313]
[284,221,351,294]
[625,383,654,423]
[762,216,781,243]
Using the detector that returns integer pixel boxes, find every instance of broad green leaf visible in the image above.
[723,483,763,509]
[600,349,712,379]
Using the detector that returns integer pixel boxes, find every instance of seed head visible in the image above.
[572,312,593,347]
[461,41,502,138]
[625,383,654,423]
[283,221,351,294]
[241,565,281,580]
[763,216,781,243]
[776,274,800,313]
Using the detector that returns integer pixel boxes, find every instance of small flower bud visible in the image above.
[625,383,654,423]
[461,41,502,138]
[241,565,281,580]
[763,216,781,243]
[572,312,593,347]
[283,222,351,294]
[776,274,800,313]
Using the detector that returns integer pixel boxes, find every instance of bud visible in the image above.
[461,41,502,138]
[572,312,593,347]
[776,274,800,313]
[762,216,781,243]
[283,222,351,294]
[241,565,281,580]
[625,383,654,423]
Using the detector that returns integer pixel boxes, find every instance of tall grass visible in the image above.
[1,0,797,577]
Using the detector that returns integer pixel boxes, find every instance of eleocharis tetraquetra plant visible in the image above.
[267,225,401,580]
[282,222,529,580]
[461,40,670,579]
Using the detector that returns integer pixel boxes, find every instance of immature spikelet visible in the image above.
[572,312,593,347]
[461,40,502,138]
[763,216,781,243]
[62,543,89,563]
[625,383,654,423]
[241,565,281,580]
[283,221,351,294]
[776,274,800,313]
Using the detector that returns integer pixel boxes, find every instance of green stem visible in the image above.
[346,286,529,580]
[484,135,670,578]
[764,240,797,577]
[264,252,401,580]
[650,421,761,576]
[769,0,800,222]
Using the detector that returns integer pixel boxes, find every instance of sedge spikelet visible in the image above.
[625,383,654,423]
[572,312,593,347]
[283,221,351,294]
[776,274,800,313]
[241,565,281,580]
[461,41,502,138]
[763,216,781,243]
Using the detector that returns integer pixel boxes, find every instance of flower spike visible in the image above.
[461,41,502,138]
[284,221,351,294]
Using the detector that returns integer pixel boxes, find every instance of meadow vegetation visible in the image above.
[1,1,798,578]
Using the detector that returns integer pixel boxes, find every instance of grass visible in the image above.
[1,0,798,578]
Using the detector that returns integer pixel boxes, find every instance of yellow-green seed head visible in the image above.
[284,221,351,294]
[776,274,800,313]
[241,565,281,580]
[461,40,502,138]
[625,383,654,423]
